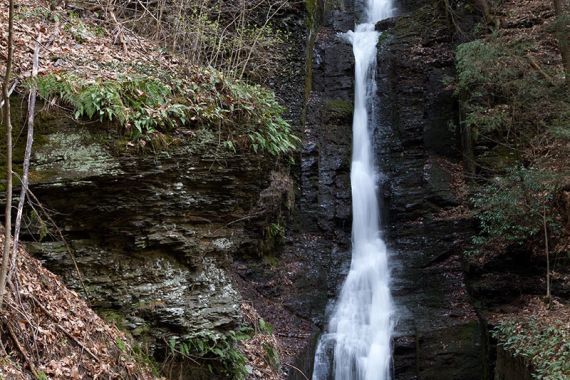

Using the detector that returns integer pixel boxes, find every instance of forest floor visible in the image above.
[0,236,161,379]
[0,0,290,379]
[0,0,180,88]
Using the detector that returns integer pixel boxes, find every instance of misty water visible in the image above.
[312,0,395,379]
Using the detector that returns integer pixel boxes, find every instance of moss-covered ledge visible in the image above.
[492,302,570,380]
[31,68,300,158]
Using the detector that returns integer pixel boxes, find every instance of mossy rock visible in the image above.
[322,98,354,123]
[476,145,520,173]
[99,309,128,328]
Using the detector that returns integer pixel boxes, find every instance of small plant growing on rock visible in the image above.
[166,328,252,379]
[493,318,570,379]
[32,69,300,157]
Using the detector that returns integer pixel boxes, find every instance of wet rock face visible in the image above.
[24,125,275,365]
[265,0,486,378]
[494,347,532,380]
[230,1,360,378]
[374,3,485,379]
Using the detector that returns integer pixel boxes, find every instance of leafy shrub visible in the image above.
[455,38,569,144]
[469,166,562,254]
[493,319,570,379]
[167,328,252,379]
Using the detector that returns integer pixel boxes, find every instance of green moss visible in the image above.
[168,327,252,380]
[99,309,127,328]
[305,0,316,29]
[131,324,150,337]
[322,98,354,121]
[31,69,300,157]
[262,255,279,267]
[377,31,390,47]
[131,343,161,377]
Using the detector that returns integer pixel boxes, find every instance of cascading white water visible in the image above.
[312,0,394,379]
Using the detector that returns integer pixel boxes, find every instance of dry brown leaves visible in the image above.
[0,0,182,88]
[489,295,570,332]
[0,236,162,379]
[240,303,282,380]
[498,0,562,76]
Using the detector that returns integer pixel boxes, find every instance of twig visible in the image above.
[238,1,288,80]
[276,332,311,339]
[208,211,266,236]
[20,184,89,297]
[527,55,557,87]
[0,80,18,109]
[283,363,309,380]
[135,0,160,23]
[184,214,213,224]
[225,211,266,228]
[110,10,128,53]
[57,324,100,362]
[0,0,16,312]
[27,292,57,321]
[5,296,43,363]
[544,204,551,303]
[161,337,200,365]
[10,34,42,282]
[5,320,40,377]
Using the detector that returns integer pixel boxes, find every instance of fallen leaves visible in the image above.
[0,0,182,92]
[0,235,161,379]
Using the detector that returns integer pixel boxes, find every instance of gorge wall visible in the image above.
[6,0,545,379]
[293,0,489,378]
[375,3,484,378]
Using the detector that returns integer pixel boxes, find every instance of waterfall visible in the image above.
[312,0,394,379]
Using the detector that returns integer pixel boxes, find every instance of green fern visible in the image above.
[32,69,299,156]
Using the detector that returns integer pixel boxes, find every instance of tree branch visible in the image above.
[9,34,42,282]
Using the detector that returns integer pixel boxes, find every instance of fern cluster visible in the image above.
[167,328,252,379]
[32,69,299,157]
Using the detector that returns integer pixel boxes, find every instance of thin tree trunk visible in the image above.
[543,205,551,302]
[10,35,41,279]
[0,81,17,109]
[553,0,570,85]
[0,0,16,310]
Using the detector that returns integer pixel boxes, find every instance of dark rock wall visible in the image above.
[237,1,360,377]
[275,0,488,378]
[494,347,532,380]
[24,125,273,355]
[375,3,485,379]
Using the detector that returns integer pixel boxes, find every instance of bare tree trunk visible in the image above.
[0,0,16,310]
[10,35,41,279]
[553,0,570,85]
[543,205,551,302]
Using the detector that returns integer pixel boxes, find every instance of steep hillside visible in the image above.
[0,0,303,379]
[0,236,160,379]
[452,0,570,377]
